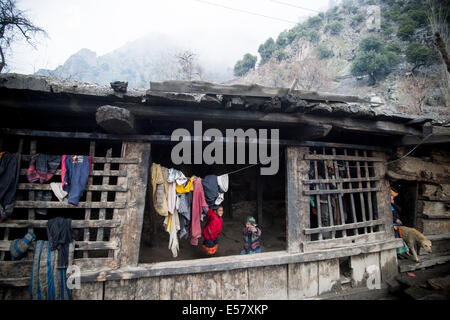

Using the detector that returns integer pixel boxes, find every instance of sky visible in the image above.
[8,0,330,74]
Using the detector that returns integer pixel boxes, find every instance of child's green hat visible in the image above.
[246,216,257,226]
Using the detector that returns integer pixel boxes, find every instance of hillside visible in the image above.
[230,0,450,119]
[36,33,233,89]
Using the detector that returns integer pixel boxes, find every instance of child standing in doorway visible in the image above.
[202,206,224,256]
[240,216,262,255]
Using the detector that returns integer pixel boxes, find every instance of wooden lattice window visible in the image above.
[285,144,394,254]
[0,131,150,280]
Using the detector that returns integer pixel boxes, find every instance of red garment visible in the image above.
[190,178,208,246]
[202,209,223,241]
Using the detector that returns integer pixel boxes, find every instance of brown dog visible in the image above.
[400,226,432,262]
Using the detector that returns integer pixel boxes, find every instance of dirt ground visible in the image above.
[140,200,286,263]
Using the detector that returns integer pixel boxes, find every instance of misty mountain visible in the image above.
[36,33,234,88]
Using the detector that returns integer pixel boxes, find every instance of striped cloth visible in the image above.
[30,240,74,300]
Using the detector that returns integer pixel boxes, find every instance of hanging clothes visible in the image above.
[165,181,180,257]
[202,175,221,210]
[215,174,229,205]
[190,178,208,246]
[151,163,169,216]
[30,240,74,300]
[10,232,36,261]
[177,192,192,240]
[176,177,195,194]
[61,155,91,206]
[26,154,61,184]
[46,217,73,269]
[0,152,20,222]
[167,168,187,186]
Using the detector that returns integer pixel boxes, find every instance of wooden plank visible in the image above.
[304,177,381,184]
[363,151,374,233]
[0,240,119,251]
[303,232,388,252]
[74,241,119,251]
[398,254,450,272]
[20,169,127,177]
[417,218,450,235]
[350,252,381,288]
[318,259,340,295]
[71,281,104,300]
[149,80,371,103]
[74,257,118,271]
[84,140,96,258]
[379,249,398,281]
[134,277,160,300]
[221,269,249,300]
[14,201,126,209]
[248,265,288,300]
[0,260,32,278]
[20,154,138,164]
[313,151,322,240]
[25,139,33,260]
[387,156,450,185]
[97,148,112,242]
[79,239,403,282]
[104,279,137,300]
[0,219,120,228]
[323,148,335,239]
[256,172,263,226]
[304,219,384,234]
[286,147,310,253]
[332,148,347,237]
[190,272,223,300]
[356,157,368,234]
[344,149,358,232]
[288,262,319,299]
[17,183,127,192]
[305,154,384,162]
[116,142,151,267]
[303,187,381,195]
[301,141,390,152]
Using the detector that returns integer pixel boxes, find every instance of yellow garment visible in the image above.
[175,177,195,194]
[151,163,169,216]
[0,152,5,160]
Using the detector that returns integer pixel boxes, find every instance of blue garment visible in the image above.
[240,247,261,255]
[62,155,91,206]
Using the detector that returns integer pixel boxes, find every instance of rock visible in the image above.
[95,105,136,134]
[110,81,128,93]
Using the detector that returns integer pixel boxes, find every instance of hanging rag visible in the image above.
[26,154,61,184]
[215,174,229,205]
[176,176,195,194]
[61,155,91,206]
[30,240,74,300]
[202,175,221,210]
[46,217,73,269]
[167,168,187,186]
[191,178,208,246]
[151,163,169,216]
[177,192,192,240]
[0,152,20,221]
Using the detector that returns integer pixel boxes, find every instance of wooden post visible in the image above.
[257,170,263,226]
[373,152,395,239]
[285,147,310,253]
[115,142,151,267]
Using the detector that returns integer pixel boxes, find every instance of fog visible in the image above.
[9,0,330,75]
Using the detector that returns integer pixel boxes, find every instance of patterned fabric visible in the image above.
[10,232,36,260]
[30,240,74,300]
[242,226,262,253]
[26,154,61,184]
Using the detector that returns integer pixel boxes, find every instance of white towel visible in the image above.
[215,174,229,205]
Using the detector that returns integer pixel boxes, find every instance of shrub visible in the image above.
[258,38,277,65]
[325,22,344,35]
[381,21,395,37]
[397,17,417,40]
[405,42,437,72]
[233,53,257,77]
[273,48,286,62]
[350,35,399,84]
[351,14,364,27]
[407,9,428,27]
[317,44,334,59]
[308,30,320,43]
[306,16,323,29]
[386,40,402,54]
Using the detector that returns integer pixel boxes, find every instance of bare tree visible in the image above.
[289,57,334,91]
[0,0,47,73]
[175,50,203,81]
